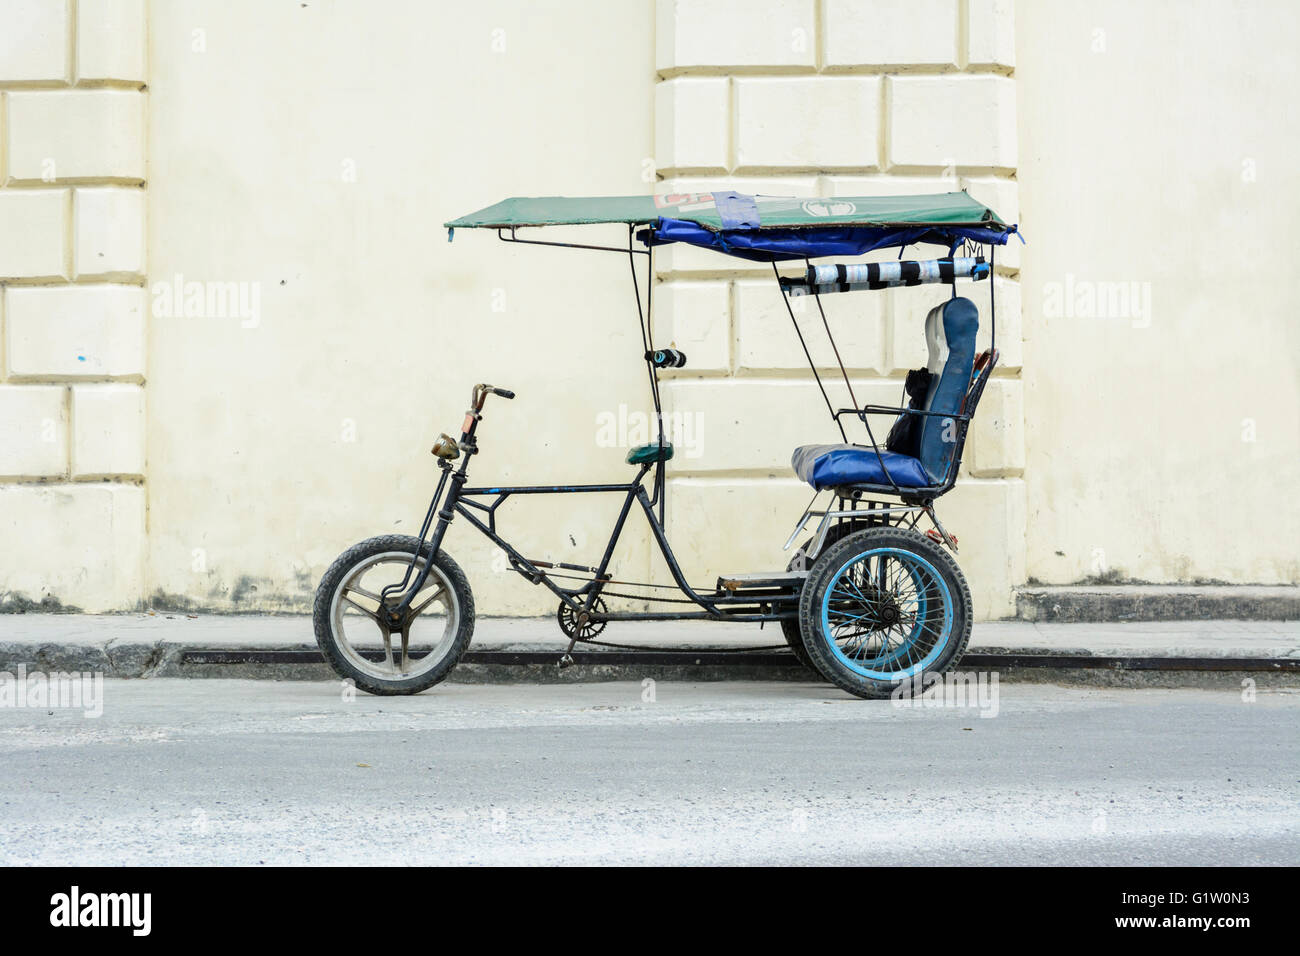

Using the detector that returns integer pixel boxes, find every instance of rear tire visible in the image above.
[780,616,816,671]
[798,527,972,699]
[782,520,873,676]
[313,535,475,696]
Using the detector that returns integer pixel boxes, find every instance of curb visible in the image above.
[2,641,1296,689]
[1015,585,1300,623]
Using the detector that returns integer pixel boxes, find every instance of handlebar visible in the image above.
[471,383,516,411]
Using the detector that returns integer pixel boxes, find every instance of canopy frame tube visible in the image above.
[496,225,649,257]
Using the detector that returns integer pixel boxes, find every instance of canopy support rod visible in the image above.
[989,242,996,351]
[805,257,859,413]
[498,226,649,256]
[774,262,847,444]
[647,238,667,525]
[628,225,668,524]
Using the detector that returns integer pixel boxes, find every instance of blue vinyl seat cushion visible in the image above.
[791,444,932,490]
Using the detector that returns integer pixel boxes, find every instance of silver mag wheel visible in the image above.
[798,526,973,699]
[312,535,475,696]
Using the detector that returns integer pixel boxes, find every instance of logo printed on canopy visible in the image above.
[802,200,858,217]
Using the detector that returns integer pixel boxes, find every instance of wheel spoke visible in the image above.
[900,611,947,642]
[340,593,381,622]
[344,582,386,605]
[828,606,876,625]
[868,629,891,663]
[898,622,920,669]
[408,585,447,618]
[831,578,873,604]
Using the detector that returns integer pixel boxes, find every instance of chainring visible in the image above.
[556,596,608,641]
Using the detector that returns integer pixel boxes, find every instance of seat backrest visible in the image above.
[915,296,979,482]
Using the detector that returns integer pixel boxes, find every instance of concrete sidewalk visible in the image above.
[0,613,1296,687]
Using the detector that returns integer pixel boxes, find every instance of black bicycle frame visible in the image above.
[382,396,798,625]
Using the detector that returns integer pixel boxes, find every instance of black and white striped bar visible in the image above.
[781,257,989,296]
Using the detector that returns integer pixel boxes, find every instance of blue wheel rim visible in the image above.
[818,546,953,681]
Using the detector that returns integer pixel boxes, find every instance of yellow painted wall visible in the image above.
[4,0,1293,619]
[1017,0,1300,585]
[145,0,658,613]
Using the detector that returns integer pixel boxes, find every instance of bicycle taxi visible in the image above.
[313,190,1018,699]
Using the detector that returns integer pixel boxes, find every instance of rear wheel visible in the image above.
[798,527,971,699]
[780,615,815,671]
[313,535,474,696]
[781,520,873,676]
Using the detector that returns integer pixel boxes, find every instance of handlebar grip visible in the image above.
[491,387,515,400]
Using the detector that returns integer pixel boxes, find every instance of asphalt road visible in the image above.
[1,679,1296,865]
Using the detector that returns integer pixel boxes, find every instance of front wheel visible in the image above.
[313,535,475,695]
[798,527,972,699]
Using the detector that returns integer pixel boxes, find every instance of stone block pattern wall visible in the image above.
[653,0,1024,617]
[0,0,146,611]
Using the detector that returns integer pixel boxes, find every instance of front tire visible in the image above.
[313,535,475,696]
[798,527,972,699]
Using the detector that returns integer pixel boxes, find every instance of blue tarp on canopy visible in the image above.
[646,217,1015,263]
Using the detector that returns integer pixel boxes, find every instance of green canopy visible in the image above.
[445,191,1007,232]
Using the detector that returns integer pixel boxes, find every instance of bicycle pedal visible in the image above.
[556,653,575,670]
